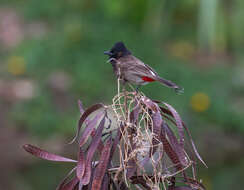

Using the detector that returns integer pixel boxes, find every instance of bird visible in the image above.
[104,42,183,93]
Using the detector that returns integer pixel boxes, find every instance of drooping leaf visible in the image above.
[168,186,193,190]
[150,110,162,155]
[119,181,130,190]
[81,115,106,185]
[126,127,137,179]
[78,100,85,115]
[110,124,124,157]
[69,103,104,144]
[141,96,159,113]
[79,111,105,147]
[101,173,109,190]
[90,128,104,155]
[159,130,183,170]
[163,103,184,148]
[56,167,77,190]
[164,122,188,167]
[162,112,207,168]
[183,177,206,190]
[23,144,77,163]
[129,99,141,125]
[182,124,208,168]
[91,138,112,190]
[76,148,85,180]
[126,155,137,179]
[59,177,79,190]
[130,176,153,190]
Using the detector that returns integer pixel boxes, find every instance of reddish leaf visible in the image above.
[141,98,162,156]
[126,128,137,178]
[69,103,104,144]
[160,131,183,170]
[168,186,193,190]
[130,176,152,190]
[162,112,207,168]
[141,97,159,112]
[183,125,207,168]
[163,103,184,148]
[76,148,85,180]
[183,177,206,190]
[126,156,137,179]
[110,124,124,157]
[23,144,76,163]
[150,110,162,155]
[101,173,109,190]
[81,115,106,185]
[79,111,105,147]
[59,177,79,190]
[90,128,104,155]
[91,139,112,190]
[56,167,77,190]
[129,99,141,124]
[78,100,85,115]
[164,122,188,166]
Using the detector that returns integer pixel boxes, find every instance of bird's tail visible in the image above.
[156,77,184,94]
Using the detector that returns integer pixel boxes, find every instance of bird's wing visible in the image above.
[119,55,159,78]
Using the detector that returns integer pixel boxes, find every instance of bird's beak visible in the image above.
[104,51,112,56]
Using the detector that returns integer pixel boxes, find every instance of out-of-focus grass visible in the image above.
[7,9,244,136]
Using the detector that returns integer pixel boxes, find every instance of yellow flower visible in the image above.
[190,92,210,112]
[7,56,26,76]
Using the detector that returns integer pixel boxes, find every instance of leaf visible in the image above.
[168,186,193,190]
[141,98,162,155]
[141,97,159,112]
[126,155,137,179]
[129,99,141,124]
[164,122,188,166]
[56,167,77,190]
[76,148,85,180]
[59,177,79,190]
[23,144,77,163]
[79,111,105,147]
[101,173,109,190]
[183,124,208,168]
[161,112,207,168]
[130,176,152,190]
[183,177,206,190]
[110,124,124,157]
[78,100,85,115]
[119,181,130,190]
[163,103,184,148]
[159,131,183,170]
[69,103,104,144]
[150,110,162,155]
[90,128,104,155]
[81,115,106,185]
[91,139,112,190]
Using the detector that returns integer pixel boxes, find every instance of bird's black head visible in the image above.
[104,42,131,59]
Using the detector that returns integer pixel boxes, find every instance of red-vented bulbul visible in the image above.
[104,42,183,93]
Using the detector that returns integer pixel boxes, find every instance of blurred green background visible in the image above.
[0,0,244,189]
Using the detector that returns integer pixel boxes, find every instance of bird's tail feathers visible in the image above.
[156,77,184,94]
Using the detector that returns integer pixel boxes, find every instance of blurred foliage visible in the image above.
[0,0,244,190]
